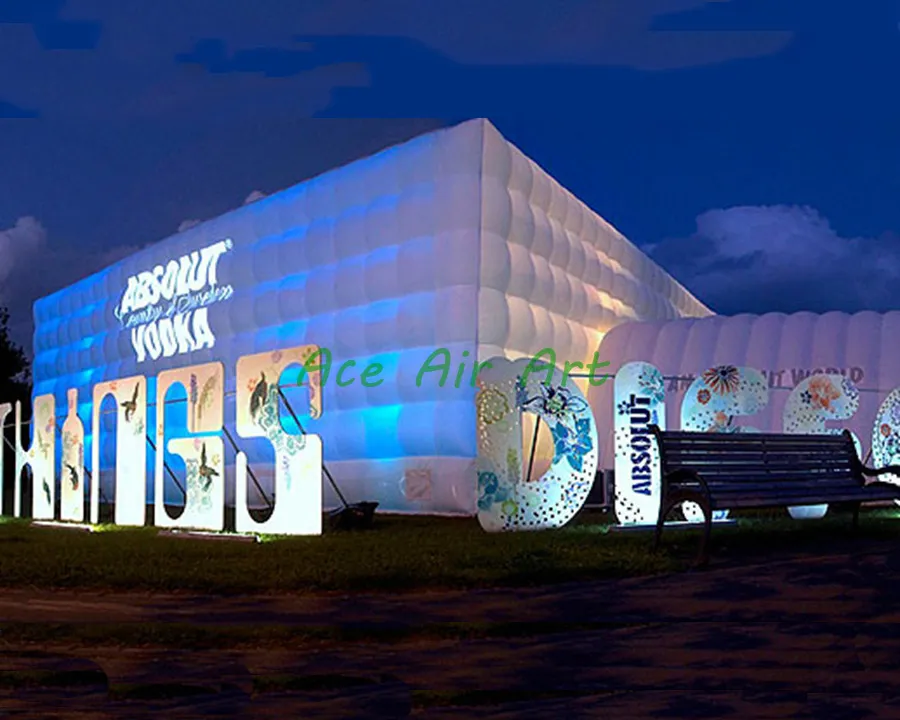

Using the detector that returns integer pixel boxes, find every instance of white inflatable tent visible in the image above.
[32,118,710,517]
[589,311,900,468]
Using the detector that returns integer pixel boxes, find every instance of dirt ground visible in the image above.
[3,539,900,717]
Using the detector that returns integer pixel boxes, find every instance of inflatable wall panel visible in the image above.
[590,312,900,469]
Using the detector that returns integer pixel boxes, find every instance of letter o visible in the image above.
[784,373,861,519]
[631,434,650,451]
[474,356,598,532]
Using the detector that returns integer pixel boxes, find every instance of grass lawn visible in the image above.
[1,507,900,595]
[0,510,673,594]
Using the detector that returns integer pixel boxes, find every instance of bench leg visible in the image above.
[653,503,666,552]
[653,494,683,552]
[698,504,712,568]
[653,489,712,569]
[677,491,712,568]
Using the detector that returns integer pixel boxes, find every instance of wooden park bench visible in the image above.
[647,425,900,566]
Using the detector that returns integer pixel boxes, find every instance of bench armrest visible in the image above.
[860,464,900,480]
[841,430,900,484]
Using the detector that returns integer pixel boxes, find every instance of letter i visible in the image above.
[454,351,470,388]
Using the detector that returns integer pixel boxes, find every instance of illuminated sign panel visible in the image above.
[114,239,234,362]
[613,362,665,526]
[474,357,598,532]
[2,350,324,535]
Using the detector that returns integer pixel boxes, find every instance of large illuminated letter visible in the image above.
[91,376,147,526]
[154,363,225,531]
[234,346,323,535]
[60,389,86,522]
[783,373,861,519]
[872,388,900,505]
[0,402,10,515]
[474,356,598,532]
[613,362,665,526]
[680,366,769,522]
[14,395,55,520]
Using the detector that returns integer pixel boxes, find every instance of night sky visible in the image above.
[1,0,899,352]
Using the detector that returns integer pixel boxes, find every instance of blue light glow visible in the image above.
[30,130,481,513]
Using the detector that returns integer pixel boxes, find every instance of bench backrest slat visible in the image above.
[648,425,871,499]
[664,453,854,465]
[677,472,857,481]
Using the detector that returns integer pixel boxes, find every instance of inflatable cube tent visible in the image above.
[31,118,711,517]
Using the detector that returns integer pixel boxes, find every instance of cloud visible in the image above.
[243,190,267,205]
[93,242,143,266]
[0,216,51,352]
[646,205,900,315]
[175,191,265,231]
[177,219,201,232]
[0,216,143,354]
[0,216,47,291]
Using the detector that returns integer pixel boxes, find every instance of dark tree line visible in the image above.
[0,306,32,513]
[0,306,29,404]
